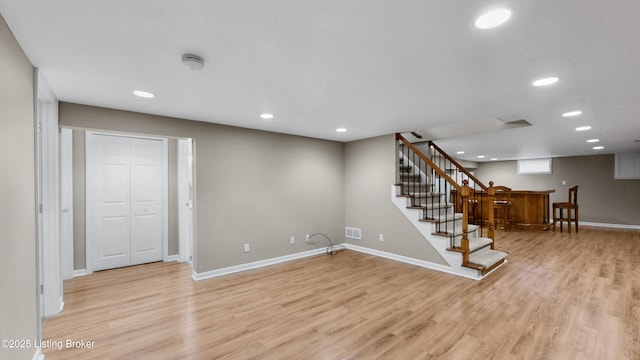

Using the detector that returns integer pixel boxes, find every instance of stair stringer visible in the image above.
[391,185,485,280]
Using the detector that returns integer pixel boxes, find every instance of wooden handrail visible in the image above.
[397,134,462,193]
[428,141,489,190]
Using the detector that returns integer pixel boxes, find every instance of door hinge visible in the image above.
[40,284,44,294]
[39,204,43,214]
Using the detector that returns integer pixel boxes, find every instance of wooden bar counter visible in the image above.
[451,189,555,229]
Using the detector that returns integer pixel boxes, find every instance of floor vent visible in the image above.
[345,227,362,240]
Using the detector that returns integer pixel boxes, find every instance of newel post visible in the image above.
[460,180,471,264]
[487,181,496,247]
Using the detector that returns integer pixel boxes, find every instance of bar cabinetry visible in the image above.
[451,189,555,229]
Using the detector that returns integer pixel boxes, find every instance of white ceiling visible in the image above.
[1,0,639,161]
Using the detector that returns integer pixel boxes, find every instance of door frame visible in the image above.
[36,69,63,319]
[85,131,169,274]
[59,128,74,280]
[177,138,194,264]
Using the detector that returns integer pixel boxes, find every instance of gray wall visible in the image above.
[474,155,640,225]
[72,130,86,269]
[167,138,179,256]
[70,131,179,269]
[0,15,38,359]
[344,135,447,265]
[59,103,345,273]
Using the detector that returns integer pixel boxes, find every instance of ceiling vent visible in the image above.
[495,117,532,129]
[182,54,204,70]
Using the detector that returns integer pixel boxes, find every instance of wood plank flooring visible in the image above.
[43,226,640,359]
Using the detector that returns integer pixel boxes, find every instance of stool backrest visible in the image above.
[568,185,578,205]
[493,185,512,204]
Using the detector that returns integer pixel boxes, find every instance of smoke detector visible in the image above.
[182,54,204,70]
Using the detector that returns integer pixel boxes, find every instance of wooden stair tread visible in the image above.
[468,248,508,269]
[432,224,480,238]
[447,236,492,253]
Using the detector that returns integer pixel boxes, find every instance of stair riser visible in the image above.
[422,207,454,220]
[411,197,446,206]
[434,219,464,232]
[400,174,421,182]
[399,185,432,193]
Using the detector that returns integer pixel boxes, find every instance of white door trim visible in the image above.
[85,131,169,274]
[37,69,63,318]
[177,138,193,263]
[59,128,74,280]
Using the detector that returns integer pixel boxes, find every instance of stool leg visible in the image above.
[575,208,579,233]
[567,208,571,233]
[560,209,564,232]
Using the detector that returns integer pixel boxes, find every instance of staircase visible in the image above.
[393,133,507,279]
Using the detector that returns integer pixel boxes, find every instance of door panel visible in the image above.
[130,138,163,265]
[92,135,131,271]
[100,216,129,257]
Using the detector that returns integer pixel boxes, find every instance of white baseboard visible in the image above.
[73,269,89,278]
[165,255,180,262]
[581,221,640,230]
[192,247,330,281]
[342,243,482,280]
[33,348,44,360]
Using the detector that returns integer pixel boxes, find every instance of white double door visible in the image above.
[87,133,167,271]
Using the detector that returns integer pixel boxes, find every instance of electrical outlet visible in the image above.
[379,233,384,242]
[305,234,310,242]
[290,236,295,245]
[244,243,250,253]
[562,180,567,186]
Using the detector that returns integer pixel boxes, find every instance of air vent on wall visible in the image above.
[345,227,362,240]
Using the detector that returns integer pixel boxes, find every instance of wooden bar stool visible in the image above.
[553,186,579,233]
[493,185,512,231]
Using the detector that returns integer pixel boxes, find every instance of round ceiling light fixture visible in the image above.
[260,113,274,119]
[182,54,204,70]
[474,8,512,29]
[336,128,347,133]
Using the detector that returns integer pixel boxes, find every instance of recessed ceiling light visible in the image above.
[532,77,559,87]
[562,110,582,117]
[593,146,604,150]
[336,128,347,133]
[586,139,599,143]
[477,155,485,159]
[474,8,512,29]
[457,151,465,154]
[491,158,498,161]
[133,90,154,98]
[576,126,592,131]
[260,113,274,119]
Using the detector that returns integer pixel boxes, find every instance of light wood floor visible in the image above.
[43,226,640,359]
